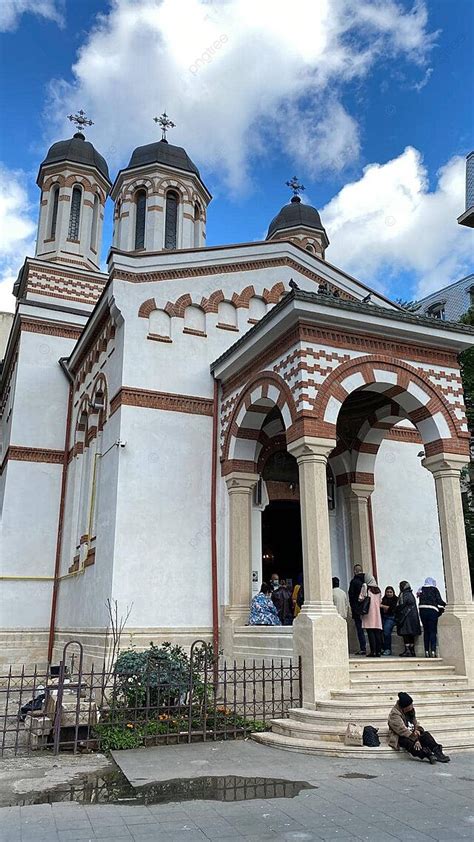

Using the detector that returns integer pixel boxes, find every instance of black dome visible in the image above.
[267,196,326,239]
[38,133,110,183]
[127,139,200,177]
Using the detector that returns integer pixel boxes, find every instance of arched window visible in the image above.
[90,194,100,250]
[68,186,82,240]
[90,193,100,249]
[194,202,201,247]
[306,244,315,253]
[327,465,336,511]
[134,189,147,250]
[248,296,266,322]
[49,185,59,239]
[217,300,238,328]
[165,190,179,249]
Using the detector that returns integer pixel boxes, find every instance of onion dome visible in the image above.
[37,132,110,184]
[127,138,200,178]
[266,195,328,243]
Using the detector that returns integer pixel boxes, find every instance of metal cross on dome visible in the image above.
[154,111,176,141]
[286,176,305,198]
[67,109,94,134]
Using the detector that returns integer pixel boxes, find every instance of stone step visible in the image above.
[252,730,470,757]
[313,696,474,714]
[349,668,457,682]
[349,674,468,689]
[333,685,472,700]
[349,656,448,669]
[287,707,474,727]
[349,661,456,676]
[270,717,474,744]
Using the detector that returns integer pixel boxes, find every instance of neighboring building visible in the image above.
[458,151,474,228]
[1,118,473,727]
[0,312,14,361]
[417,273,474,323]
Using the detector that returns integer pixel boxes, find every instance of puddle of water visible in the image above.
[338,772,378,780]
[7,769,316,807]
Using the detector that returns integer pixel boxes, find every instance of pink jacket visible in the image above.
[359,584,382,630]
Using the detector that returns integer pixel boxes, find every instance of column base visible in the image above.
[293,608,349,705]
[438,606,474,685]
[220,605,249,660]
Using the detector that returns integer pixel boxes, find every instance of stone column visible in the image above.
[288,437,349,704]
[422,453,474,683]
[343,483,375,573]
[222,472,258,656]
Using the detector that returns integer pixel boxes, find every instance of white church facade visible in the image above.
[1,117,474,707]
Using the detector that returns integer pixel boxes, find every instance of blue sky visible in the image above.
[0,0,473,310]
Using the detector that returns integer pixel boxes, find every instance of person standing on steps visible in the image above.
[388,692,450,763]
[358,576,383,657]
[417,577,446,658]
[348,564,367,655]
[381,585,398,655]
[396,581,422,657]
[332,577,349,619]
[270,573,293,625]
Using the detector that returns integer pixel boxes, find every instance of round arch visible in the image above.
[222,371,298,470]
[313,355,466,457]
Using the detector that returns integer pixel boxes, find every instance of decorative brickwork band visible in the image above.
[110,387,214,417]
[1,446,64,474]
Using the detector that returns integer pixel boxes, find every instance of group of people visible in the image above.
[248,573,304,626]
[336,565,446,658]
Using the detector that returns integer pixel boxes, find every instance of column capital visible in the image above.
[422,452,469,476]
[224,471,259,491]
[287,436,336,463]
[345,482,375,500]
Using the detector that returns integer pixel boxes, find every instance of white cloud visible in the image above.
[45,0,436,190]
[0,0,64,31]
[0,166,36,312]
[322,147,472,298]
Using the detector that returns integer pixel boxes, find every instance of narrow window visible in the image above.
[50,185,59,239]
[165,190,179,249]
[327,465,336,511]
[68,186,82,240]
[90,194,100,250]
[134,190,146,250]
[194,202,201,247]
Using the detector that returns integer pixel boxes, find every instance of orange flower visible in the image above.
[126,723,134,729]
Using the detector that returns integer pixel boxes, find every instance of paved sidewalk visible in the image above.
[1,741,474,841]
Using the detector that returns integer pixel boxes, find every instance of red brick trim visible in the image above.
[216,323,239,332]
[110,387,214,417]
[1,445,64,473]
[183,327,207,337]
[221,458,257,476]
[148,334,173,343]
[138,298,157,318]
[20,318,82,340]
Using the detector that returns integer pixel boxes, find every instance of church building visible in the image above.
[1,114,473,718]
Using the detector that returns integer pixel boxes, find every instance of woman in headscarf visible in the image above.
[417,577,446,657]
[358,576,383,657]
[396,581,422,657]
[248,583,282,626]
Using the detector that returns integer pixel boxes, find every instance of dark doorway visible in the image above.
[262,500,303,587]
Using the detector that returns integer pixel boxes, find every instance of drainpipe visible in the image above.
[47,359,74,664]
[210,378,220,658]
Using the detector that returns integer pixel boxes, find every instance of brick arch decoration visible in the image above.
[313,355,469,460]
[91,373,109,431]
[222,371,298,474]
[122,178,154,201]
[138,282,287,320]
[157,178,192,202]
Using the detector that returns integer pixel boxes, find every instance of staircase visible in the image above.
[253,656,474,756]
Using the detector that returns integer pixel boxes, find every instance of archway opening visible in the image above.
[261,449,302,588]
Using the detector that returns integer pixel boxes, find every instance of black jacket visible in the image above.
[418,586,446,614]
[396,588,421,636]
[349,574,366,619]
[272,586,293,624]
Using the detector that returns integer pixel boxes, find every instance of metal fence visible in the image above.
[0,640,302,757]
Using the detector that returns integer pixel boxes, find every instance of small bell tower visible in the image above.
[111,113,211,254]
[36,111,111,270]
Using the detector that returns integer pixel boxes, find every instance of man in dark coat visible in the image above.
[270,574,293,625]
[348,564,367,655]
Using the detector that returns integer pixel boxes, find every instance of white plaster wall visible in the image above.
[10,331,73,449]
[0,312,14,359]
[0,460,60,626]
[371,440,445,598]
[110,405,214,629]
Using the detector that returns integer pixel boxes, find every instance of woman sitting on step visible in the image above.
[388,692,450,763]
[395,581,421,657]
